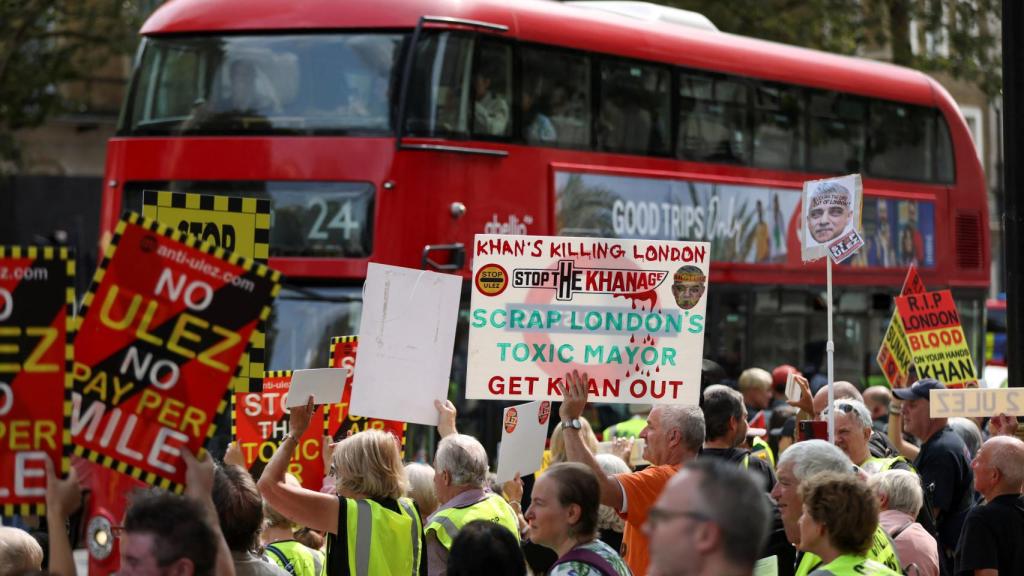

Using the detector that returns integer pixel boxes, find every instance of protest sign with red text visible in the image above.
[895,290,977,388]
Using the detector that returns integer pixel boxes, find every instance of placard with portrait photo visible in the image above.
[801,174,863,262]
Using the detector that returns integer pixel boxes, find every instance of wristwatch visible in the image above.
[562,418,582,430]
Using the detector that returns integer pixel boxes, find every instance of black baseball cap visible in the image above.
[891,378,945,401]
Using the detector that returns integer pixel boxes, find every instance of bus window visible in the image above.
[934,112,955,183]
[405,31,474,136]
[807,91,866,174]
[125,34,402,135]
[867,101,940,182]
[677,72,749,164]
[471,40,512,138]
[752,82,804,170]
[598,59,671,156]
[520,46,591,148]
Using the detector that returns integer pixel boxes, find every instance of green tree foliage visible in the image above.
[665,0,1001,98]
[0,0,144,168]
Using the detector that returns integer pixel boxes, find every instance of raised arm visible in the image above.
[44,459,81,576]
[560,370,624,510]
[256,395,340,532]
[183,448,236,576]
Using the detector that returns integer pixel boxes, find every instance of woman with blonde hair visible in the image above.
[258,397,423,576]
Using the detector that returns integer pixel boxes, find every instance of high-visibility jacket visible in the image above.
[327,497,422,576]
[424,493,520,549]
[265,540,325,576]
[749,436,775,469]
[860,455,915,476]
[795,525,900,576]
[805,553,901,575]
[603,417,647,440]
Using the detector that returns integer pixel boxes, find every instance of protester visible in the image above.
[823,400,913,476]
[770,440,901,576]
[739,367,773,415]
[405,463,440,523]
[262,475,326,576]
[559,370,704,576]
[789,376,898,458]
[869,470,939,576]
[893,378,973,575]
[0,526,44,575]
[947,418,982,460]
[863,386,892,434]
[258,397,423,576]
[594,453,630,552]
[213,464,289,576]
[955,435,1024,575]
[796,472,900,575]
[446,520,526,576]
[701,384,776,491]
[121,449,235,576]
[426,400,520,576]
[526,463,632,575]
[646,458,770,576]
[41,459,82,576]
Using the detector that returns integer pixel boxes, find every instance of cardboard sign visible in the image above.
[876,266,926,388]
[326,337,406,451]
[929,388,1024,418]
[801,174,863,262]
[232,372,324,490]
[143,190,271,393]
[71,213,280,491]
[0,246,74,516]
[349,264,462,426]
[287,369,345,407]
[467,235,709,405]
[895,290,977,388]
[495,401,549,483]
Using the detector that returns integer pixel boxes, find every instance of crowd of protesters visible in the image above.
[2,364,1023,576]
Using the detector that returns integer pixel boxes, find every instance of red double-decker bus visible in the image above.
[89,0,987,565]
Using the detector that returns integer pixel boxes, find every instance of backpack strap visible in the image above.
[264,544,298,576]
[552,546,618,576]
[889,520,915,540]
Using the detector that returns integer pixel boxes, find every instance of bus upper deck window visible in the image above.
[520,46,591,148]
[677,72,749,164]
[598,60,670,156]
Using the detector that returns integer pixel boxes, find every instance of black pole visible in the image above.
[1004,0,1022,389]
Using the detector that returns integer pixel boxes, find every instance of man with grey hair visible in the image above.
[702,384,776,491]
[955,435,1024,575]
[824,399,914,476]
[427,402,520,576]
[560,370,705,576]
[646,458,771,576]
[770,439,901,576]
[870,470,939,576]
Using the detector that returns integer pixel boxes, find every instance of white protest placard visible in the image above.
[801,174,863,263]
[349,264,463,426]
[286,368,346,407]
[929,388,1024,418]
[468,235,709,405]
[495,401,551,483]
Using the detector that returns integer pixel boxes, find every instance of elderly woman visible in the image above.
[869,470,939,576]
[405,462,439,524]
[525,462,632,575]
[258,397,423,576]
[797,472,900,575]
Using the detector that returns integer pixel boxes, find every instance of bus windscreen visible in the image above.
[124,33,403,135]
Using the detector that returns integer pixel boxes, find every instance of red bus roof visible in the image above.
[144,0,937,107]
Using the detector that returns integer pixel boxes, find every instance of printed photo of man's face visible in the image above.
[671,265,706,310]
[806,183,853,244]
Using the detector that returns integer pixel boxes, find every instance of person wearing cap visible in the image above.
[892,378,974,576]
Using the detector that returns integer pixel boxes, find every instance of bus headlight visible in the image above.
[87,515,115,560]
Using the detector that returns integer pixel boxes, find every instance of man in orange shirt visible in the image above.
[559,370,705,576]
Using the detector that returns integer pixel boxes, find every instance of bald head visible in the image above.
[862,386,891,420]
[985,435,1024,489]
[812,381,863,417]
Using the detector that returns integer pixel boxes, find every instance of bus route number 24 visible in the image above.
[307,198,359,241]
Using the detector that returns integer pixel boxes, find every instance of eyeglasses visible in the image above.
[646,506,711,526]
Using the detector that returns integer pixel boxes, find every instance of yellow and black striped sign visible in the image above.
[142,190,271,393]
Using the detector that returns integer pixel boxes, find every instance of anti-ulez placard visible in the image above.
[468,235,709,404]
[233,372,324,490]
[143,190,271,393]
[327,336,406,452]
[72,212,280,491]
[876,265,925,388]
[0,246,74,517]
[894,290,976,388]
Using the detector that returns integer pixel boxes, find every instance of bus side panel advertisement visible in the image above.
[143,190,272,393]
[467,234,709,405]
[326,336,406,453]
[71,213,280,491]
[233,372,324,490]
[0,247,74,516]
[876,265,927,388]
[894,290,977,388]
[554,171,935,268]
